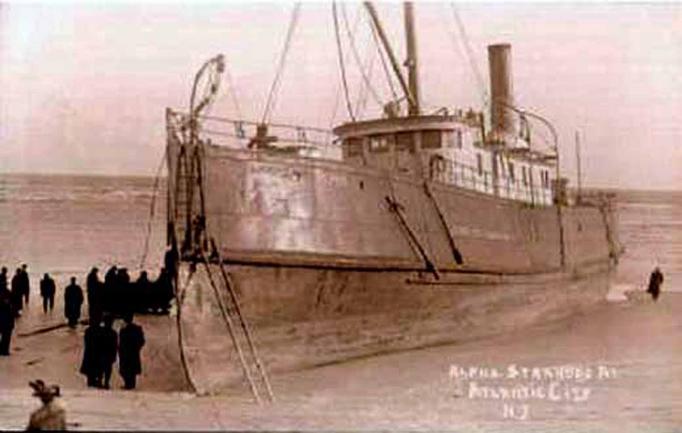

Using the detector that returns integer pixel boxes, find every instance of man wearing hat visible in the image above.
[27,379,66,431]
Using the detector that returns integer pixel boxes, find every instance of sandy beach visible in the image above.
[1,289,680,431]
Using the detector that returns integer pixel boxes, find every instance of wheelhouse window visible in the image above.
[508,162,515,182]
[395,132,415,153]
[345,138,363,157]
[522,166,528,186]
[476,153,483,176]
[446,130,463,149]
[421,130,442,149]
[369,135,391,153]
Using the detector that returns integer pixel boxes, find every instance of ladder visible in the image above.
[199,247,274,404]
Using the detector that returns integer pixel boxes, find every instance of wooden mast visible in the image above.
[404,2,420,116]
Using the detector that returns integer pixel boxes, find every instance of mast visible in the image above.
[404,2,420,116]
[363,2,415,115]
[575,131,582,203]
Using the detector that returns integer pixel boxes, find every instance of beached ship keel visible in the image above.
[165,4,621,397]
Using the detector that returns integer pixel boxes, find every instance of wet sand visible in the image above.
[1,290,680,431]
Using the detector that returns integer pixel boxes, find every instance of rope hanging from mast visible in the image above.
[261,2,302,125]
[449,3,489,108]
[332,1,356,122]
[368,17,399,104]
[340,3,384,113]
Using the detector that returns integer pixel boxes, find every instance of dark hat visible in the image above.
[29,379,60,398]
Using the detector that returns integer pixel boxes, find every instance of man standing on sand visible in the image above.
[0,286,16,355]
[86,267,103,320]
[64,277,84,328]
[118,312,145,390]
[647,267,664,301]
[103,265,118,313]
[11,268,23,317]
[0,267,7,292]
[100,315,118,389]
[80,312,103,387]
[40,273,56,313]
[27,380,66,431]
[19,263,30,305]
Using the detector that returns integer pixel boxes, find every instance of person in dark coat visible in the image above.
[117,268,132,317]
[86,267,103,320]
[118,313,145,390]
[134,271,152,314]
[64,277,84,328]
[99,315,118,389]
[103,265,118,314]
[153,267,174,315]
[80,313,102,387]
[40,273,56,313]
[0,267,7,293]
[164,244,179,287]
[11,268,23,316]
[647,267,664,301]
[19,263,30,305]
[0,287,16,355]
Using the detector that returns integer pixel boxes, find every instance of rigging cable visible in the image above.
[367,11,399,104]
[332,1,356,122]
[261,2,302,125]
[138,147,168,270]
[340,3,384,112]
[449,3,488,108]
[354,40,377,118]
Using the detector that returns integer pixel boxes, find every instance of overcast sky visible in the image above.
[1,2,680,190]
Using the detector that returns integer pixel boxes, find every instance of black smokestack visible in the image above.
[488,43,516,137]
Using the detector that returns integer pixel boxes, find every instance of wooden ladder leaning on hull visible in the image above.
[197,245,275,404]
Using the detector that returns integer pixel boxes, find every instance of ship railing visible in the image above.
[167,110,337,155]
[431,158,553,206]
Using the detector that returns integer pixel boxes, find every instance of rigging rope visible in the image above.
[261,2,301,125]
[138,147,167,270]
[332,1,356,122]
[354,42,377,118]
[368,12,398,104]
[340,3,383,112]
[449,3,488,108]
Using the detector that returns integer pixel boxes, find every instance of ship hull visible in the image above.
[178,260,613,394]
[168,142,620,394]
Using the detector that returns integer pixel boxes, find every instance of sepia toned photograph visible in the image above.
[0,1,680,431]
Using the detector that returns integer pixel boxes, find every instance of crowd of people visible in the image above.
[0,247,178,387]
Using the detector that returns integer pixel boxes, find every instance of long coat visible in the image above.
[0,290,15,332]
[40,277,56,299]
[119,323,145,376]
[80,325,102,376]
[10,273,23,311]
[647,269,664,298]
[64,283,84,321]
[100,326,118,368]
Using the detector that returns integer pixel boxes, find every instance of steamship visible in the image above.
[165,4,621,397]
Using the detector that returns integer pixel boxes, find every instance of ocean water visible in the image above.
[0,173,679,293]
[0,173,167,284]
